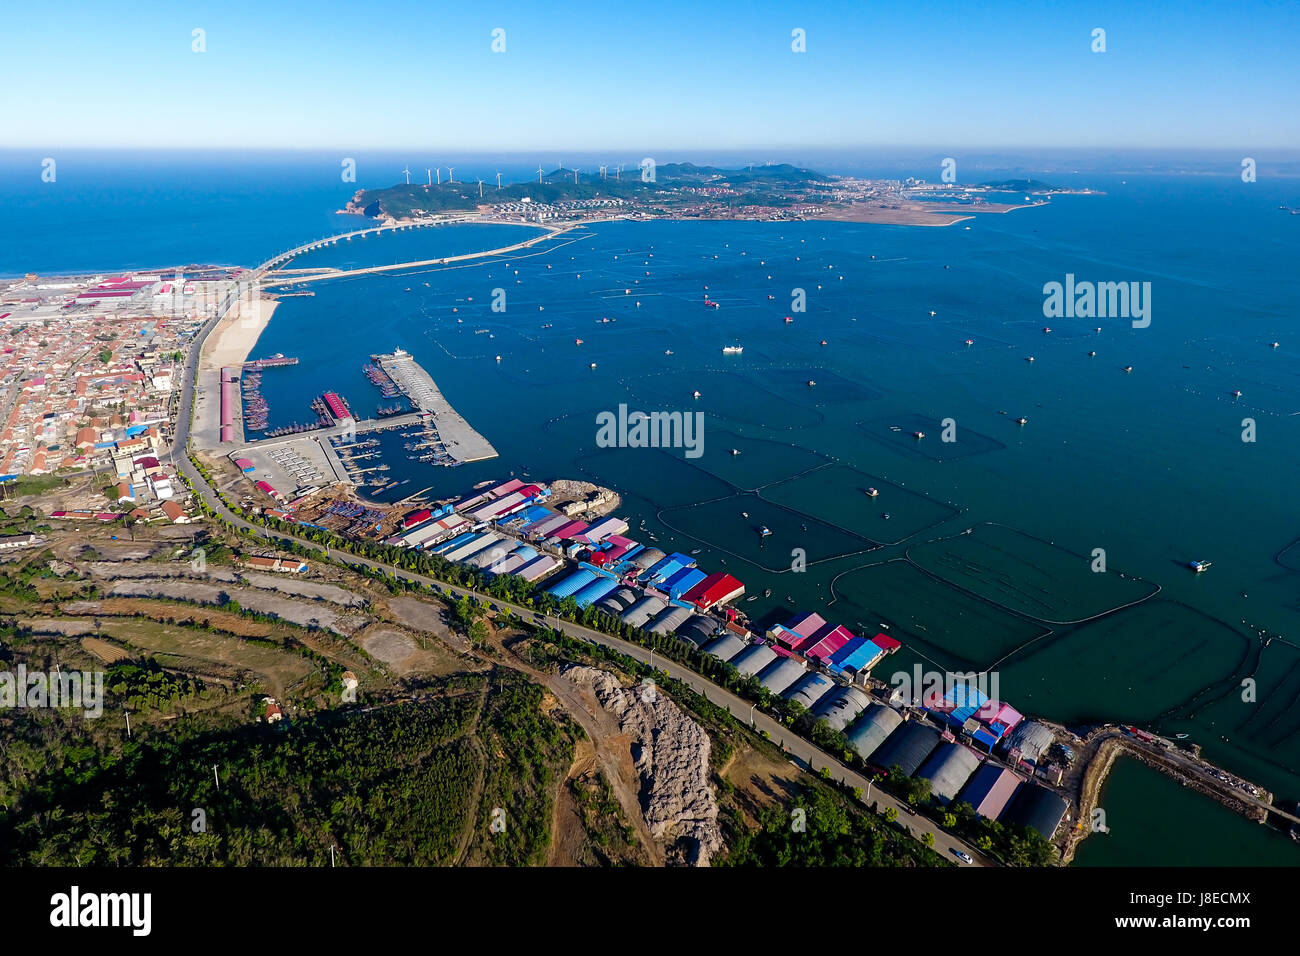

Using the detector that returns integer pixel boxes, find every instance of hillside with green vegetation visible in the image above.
[351,162,830,219]
[0,669,578,865]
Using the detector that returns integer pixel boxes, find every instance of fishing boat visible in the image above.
[730,449,741,456]
[1189,560,1212,573]
[912,431,925,439]
[763,588,772,598]
[1123,366,1133,373]
[1174,733,1190,739]
[741,511,749,518]
[759,526,772,537]
[965,339,974,346]
[1231,390,1242,398]
[722,345,743,354]
[807,380,816,387]
[746,595,758,602]
[865,487,879,497]
[1016,417,1028,425]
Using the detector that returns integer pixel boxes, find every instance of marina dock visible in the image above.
[374,348,498,463]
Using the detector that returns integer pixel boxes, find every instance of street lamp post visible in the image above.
[749,703,756,727]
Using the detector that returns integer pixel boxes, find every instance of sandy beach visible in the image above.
[191,292,279,450]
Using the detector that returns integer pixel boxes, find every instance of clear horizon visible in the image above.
[2,0,1297,151]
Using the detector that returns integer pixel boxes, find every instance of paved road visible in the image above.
[169,261,991,870]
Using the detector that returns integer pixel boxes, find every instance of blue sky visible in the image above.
[2,0,1297,150]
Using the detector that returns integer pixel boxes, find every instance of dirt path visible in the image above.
[496,637,665,866]
[449,680,491,867]
[547,739,596,866]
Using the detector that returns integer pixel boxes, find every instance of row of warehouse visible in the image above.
[686,610,1067,840]
[318,478,1071,839]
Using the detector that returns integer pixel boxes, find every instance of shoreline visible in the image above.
[192,293,279,449]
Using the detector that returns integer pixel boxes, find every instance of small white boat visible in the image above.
[1189,560,1212,573]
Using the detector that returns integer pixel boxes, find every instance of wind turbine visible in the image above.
[403,166,411,185]
[495,171,503,189]
[572,168,580,185]
[436,167,442,185]
[446,166,455,183]
[426,169,432,186]
[615,163,623,180]
[599,164,607,180]
[536,165,545,183]
[477,178,484,198]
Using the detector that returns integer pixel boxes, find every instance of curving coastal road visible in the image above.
[167,235,992,869]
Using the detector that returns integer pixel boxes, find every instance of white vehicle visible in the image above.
[952,849,973,864]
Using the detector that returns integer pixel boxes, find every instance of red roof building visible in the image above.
[682,572,745,610]
[402,508,433,529]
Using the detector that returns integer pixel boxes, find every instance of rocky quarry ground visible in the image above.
[563,664,722,866]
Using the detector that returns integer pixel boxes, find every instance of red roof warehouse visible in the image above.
[682,572,745,610]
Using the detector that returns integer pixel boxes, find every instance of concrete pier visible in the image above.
[374,348,498,463]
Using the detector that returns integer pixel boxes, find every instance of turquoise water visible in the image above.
[14,153,1300,864]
